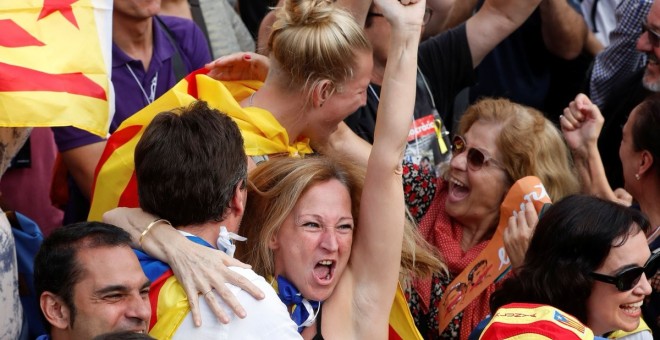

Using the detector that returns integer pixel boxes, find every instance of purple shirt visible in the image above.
[53,15,211,151]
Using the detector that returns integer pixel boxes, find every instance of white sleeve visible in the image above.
[173,267,301,340]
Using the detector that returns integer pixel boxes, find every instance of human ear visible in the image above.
[313,80,335,108]
[230,180,247,218]
[638,150,654,176]
[40,292,72,330]
[268,232,280,250]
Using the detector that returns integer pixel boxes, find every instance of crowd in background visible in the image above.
[0,0,659,339]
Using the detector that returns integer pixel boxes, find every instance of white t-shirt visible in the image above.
[581,0,622,46]
[173,267,301,340]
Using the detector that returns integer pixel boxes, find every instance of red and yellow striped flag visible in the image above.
[0,0,112,137]
[389,283,424,340]
[88,70,266,221]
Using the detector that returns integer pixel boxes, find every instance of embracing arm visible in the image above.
[103,208,265,326]
[350,0,423,333]
[465,0,542,67]
[205,52,270,82]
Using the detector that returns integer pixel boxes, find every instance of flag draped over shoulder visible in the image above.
[88,69,313,221]
[0,0,112,137]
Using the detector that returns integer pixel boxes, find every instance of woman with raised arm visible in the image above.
[91,0,373,325]
[105,0,432,337]
[561,92,660,335]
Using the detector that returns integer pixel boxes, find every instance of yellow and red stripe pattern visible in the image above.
[88,70,314,221]
[479,303,595,340]
[0,0,112,136]
[389,284,424,340]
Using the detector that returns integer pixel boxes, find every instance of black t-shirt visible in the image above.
[344,24,475,175]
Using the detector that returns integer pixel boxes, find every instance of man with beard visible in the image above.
[587,0,655,190]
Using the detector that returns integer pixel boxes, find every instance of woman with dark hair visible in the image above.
[562,92,660,334]
[483,195,655,339]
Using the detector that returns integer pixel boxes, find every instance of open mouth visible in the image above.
[449,177,469,201]
[313,260,336,283]
[648,53,659,65]
[620,300,643,317]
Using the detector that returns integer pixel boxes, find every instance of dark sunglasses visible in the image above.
[451,135,506,171]
[642,20,660,48]
[591,251,660,291]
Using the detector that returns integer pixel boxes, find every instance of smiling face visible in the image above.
[637,2,660,92]
[586,230,653,335]
[445,120,511,234]
[270,179,354,301]
[305,50,372,143]
[66,246,151,339]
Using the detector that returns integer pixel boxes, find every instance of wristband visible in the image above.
[139,218,171,247]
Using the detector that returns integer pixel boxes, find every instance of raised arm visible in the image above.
[466,0,542,67]
[350,0,423,334]
[538,0,587,60]
[560,94,630,205]
[103,207,265,327]
[442,0,477,30]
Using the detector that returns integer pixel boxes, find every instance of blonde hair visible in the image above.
[458,98,579,201]
[236,156,444,280]
[267,0,371,95]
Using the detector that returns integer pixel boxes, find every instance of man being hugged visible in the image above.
[132,101,299,339]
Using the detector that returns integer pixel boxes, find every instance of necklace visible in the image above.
[126,64,158,104]
[248,91,256,107]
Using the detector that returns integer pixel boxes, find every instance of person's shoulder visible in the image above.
[227,266,269,284]
[157,15,198,32]
[156,15,204,42]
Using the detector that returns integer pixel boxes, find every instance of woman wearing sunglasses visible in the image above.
[562,92,660,336]
[485,195,655,339]
[400,97,580,339]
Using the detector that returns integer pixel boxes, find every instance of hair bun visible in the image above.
[281,0,335,26]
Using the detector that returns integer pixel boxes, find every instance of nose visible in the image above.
[634,273,653,296]
[449,148,468,172]
[320,228,339,252]
[126,293,152,326]
[636,32,651,52]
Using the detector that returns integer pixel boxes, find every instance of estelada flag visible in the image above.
[88,69,314,221]
[479,303,595,339]
[0,0,112,137]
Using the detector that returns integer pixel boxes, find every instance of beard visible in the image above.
[643,53,660,92]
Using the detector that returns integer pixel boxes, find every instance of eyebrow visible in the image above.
[96,280,151,295]
[297,214,354,223]
[611,263,641,275]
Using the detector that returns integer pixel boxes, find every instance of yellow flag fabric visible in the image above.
[0,0,112,137]
[389,283,424,340]
[88,71,313,221]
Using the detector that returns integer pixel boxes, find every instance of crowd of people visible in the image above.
[1,0,659,339]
